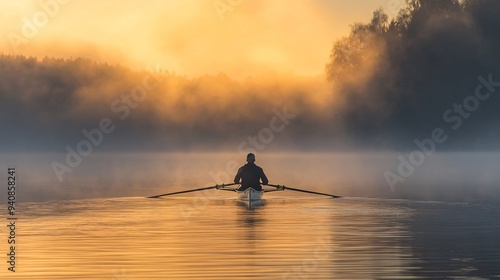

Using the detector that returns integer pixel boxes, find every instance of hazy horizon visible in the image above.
[1,0,500,204]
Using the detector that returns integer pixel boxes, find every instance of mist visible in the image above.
[0,0,360,78]
[2,0,500,203]
[0,55,345,152]
[1,152,499,203]
[2,1,500,152]
[326,0,500,150]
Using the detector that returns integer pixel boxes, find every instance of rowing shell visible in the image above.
[236,187,264,201]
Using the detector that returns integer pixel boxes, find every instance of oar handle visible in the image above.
[267,183,285,190]
[215,183,237,189]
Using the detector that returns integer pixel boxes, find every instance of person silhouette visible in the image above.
[234,153,268,191]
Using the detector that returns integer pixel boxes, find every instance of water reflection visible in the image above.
[2,197,499,279]
[327,199,416,279]
[236,199,266,211]
[406,202,500,278]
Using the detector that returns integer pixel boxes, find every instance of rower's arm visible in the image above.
[234,167,242,184]
[260,169,268,185]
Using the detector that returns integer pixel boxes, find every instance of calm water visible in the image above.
[2,196,500,279]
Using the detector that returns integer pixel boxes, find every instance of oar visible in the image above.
[285,186,341,198]
[217,188,238,192]
[147,183,237,198]
[263,189,284,193]
[267,184,341,198]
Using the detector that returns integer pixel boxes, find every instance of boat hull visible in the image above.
[236,188,264,201]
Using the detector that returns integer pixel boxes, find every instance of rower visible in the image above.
[234,153,268,191]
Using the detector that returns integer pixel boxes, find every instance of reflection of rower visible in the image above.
[234,153,268,191]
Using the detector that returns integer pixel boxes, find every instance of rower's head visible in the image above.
[246,153,255,163]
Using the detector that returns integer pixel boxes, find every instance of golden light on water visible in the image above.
[9,196,420,279]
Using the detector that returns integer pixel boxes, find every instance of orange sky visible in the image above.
[0,0,395,78]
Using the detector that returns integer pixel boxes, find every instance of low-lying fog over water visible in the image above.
[2,152,499,203]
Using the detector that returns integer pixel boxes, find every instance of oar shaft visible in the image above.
[147,183,237,198]
[267,184,340,198]
[263,189,284,193]
[147,186,216,198]
[285,186,341,198]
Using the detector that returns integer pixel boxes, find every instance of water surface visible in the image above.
[2,196,499,279]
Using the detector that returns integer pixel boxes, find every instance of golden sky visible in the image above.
[0,0,393,78]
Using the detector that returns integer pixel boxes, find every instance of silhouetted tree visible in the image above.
[326,0,500,149]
